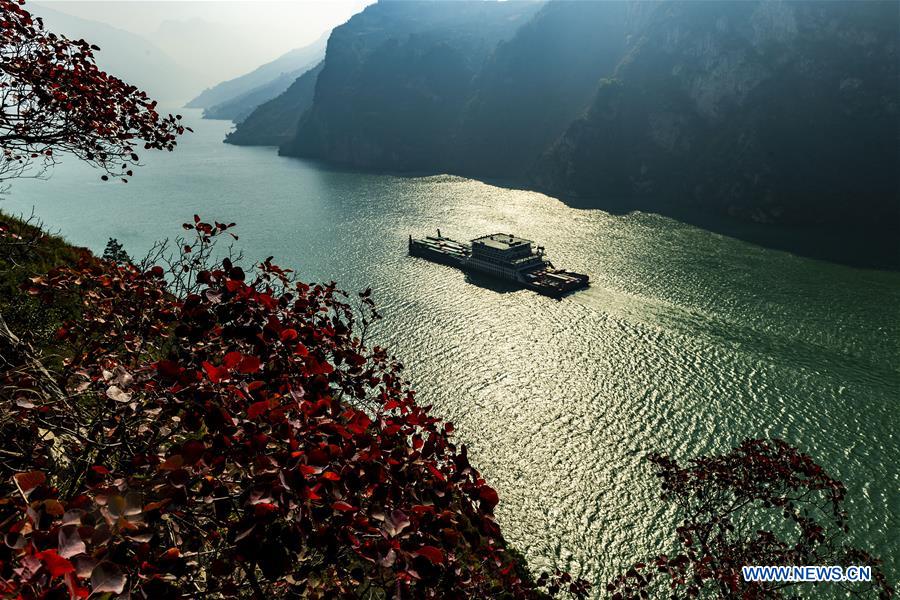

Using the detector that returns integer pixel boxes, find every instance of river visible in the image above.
[3,110,898,591]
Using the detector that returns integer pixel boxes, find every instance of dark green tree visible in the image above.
[101,238,131,264]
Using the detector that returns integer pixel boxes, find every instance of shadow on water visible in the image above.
[463,272,584,300]
[463,271,522,295]
[509,188,900,272]
[275,155,900,271]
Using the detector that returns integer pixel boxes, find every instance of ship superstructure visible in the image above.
[408,230,589,297]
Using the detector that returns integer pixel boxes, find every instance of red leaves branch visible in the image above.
[606,440,893,599]
[0,0,186,184]
[0,217,589,599]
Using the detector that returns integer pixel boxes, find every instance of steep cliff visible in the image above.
[280,1,542,170]
[453,1,637,178]
[225,62,325,147]
[532,1,899,225]
[232,0,898,227]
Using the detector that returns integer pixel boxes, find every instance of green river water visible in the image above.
[3,111,897,593]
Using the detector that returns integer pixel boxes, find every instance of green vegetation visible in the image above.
[0,212,87,341]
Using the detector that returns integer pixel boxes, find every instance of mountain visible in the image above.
[452,1,640,179]
[532,1,900,226]
[29,4,196,104]
[187,34,328,112]
[233,0,898,229]
[225,62,325,146]
[202,69,309,123]
[281,0,543,170]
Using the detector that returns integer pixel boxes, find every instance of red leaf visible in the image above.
[14,471,46,496]
[414,545,445,565]
[280,328,298,342]
[237,355,261,374]
[254,502,278,516]
[426,463,446,483]
[247,400,269,420]
[298,464,323,477]
[160,455,184,471]
[182,440,205,465]
[478,485,499,508]
[44,499,65,516]
[202,361,225,383]
[36,550,74,577]
[349,417,372,436]
[223,351,242,369]
[306,355,333,375]
[156,360,181,378]
[332,501,357,513]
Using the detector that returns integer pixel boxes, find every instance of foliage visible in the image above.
[0,217,589,599]
[607,440,893,599]
[0,0,187,185]
[0,210,88,340]
[101,238,131,265]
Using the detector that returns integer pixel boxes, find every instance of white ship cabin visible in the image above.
[468,233,547,278]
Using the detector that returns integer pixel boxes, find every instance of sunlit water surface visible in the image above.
[3,112,898,592]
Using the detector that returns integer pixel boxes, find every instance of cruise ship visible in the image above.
[408,230,589,297]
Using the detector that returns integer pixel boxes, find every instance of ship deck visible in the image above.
[408,233,470,266]
[522,268,590,296]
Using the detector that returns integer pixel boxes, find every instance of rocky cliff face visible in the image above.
[233,0,898,227]
[532,1,899,225]
[281,1,541,170]
[451,1,634,178]
[225,62,324,147]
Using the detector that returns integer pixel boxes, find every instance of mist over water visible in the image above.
[3,112,898,592]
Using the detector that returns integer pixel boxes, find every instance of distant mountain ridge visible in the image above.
[202,68,310,123]
[225,62,325,146]
[187,33,328,119]
[229,0,899,228]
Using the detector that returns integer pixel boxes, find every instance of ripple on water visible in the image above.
[4,111,898,595]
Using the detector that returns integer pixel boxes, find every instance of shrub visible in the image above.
[607,439,893,599]
[0,217,588,599]
[101,239,131,265]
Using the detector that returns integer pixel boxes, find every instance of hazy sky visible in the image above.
[33,1,373,81]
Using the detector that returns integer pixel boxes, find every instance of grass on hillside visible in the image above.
[0,210,90,345]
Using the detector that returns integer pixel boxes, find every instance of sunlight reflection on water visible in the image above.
[3,111,898,594]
